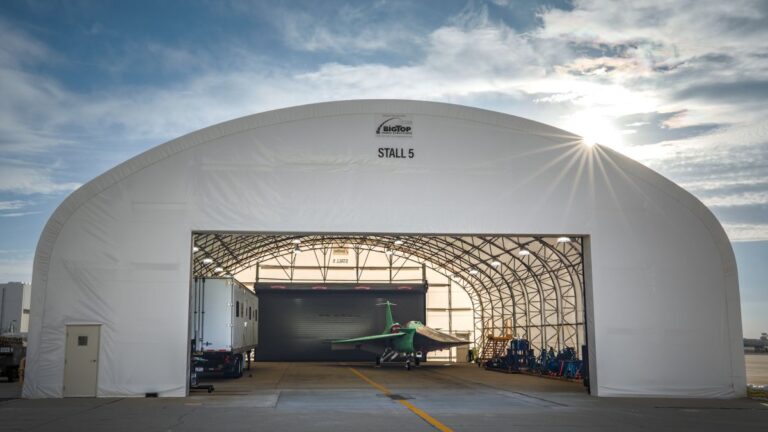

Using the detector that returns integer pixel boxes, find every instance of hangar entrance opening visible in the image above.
[189,233,588,374]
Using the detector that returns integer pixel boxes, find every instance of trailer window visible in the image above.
[254,309,258,322]
[248,307,252,320]
[236,301,240,317]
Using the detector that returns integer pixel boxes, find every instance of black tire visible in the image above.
[233,357,243,378]
[226,356,242,379]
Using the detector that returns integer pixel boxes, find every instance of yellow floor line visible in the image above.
[349,367,391,395]
[349,367,453,432]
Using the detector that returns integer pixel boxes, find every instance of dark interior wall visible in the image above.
[255,284,426,361]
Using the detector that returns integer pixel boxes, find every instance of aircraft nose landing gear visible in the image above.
[405,354,416,370]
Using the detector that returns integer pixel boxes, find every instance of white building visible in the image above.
[23,100,745,399]
[1,282,31,334]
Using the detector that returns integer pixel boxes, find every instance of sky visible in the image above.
[0,0,766,337]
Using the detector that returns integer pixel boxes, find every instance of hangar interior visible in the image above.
[190,233,586,366]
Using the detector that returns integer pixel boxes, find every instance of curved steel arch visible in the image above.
[192,233,584,355]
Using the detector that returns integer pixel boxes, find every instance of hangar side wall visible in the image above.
[24,100,745,398]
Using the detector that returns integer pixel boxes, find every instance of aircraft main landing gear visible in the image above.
[375,356,381,367]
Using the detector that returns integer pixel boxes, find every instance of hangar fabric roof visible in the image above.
[25,100,745,399]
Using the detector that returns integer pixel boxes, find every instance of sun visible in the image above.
[564,111,625,149]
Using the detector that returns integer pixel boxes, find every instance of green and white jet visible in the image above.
[331,301,470,370]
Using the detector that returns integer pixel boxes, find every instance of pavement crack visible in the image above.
[274,389,283,408]
[167,406,197,430]
[275,363,291,389]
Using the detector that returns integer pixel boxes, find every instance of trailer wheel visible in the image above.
[232,356,243,378]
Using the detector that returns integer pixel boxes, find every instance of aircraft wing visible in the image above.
[331,332,405,353]
[413,326,470,352]
[332,332,405,344]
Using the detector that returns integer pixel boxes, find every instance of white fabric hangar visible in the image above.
[24,100,745,398]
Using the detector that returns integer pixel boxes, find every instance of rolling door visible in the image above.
[256,284,426,361]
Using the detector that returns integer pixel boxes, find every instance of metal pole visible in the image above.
[192,278,200,351]
[200,278,206,347]
[355,248,360,283]
[0,287,5,333]
[448,274,453,362]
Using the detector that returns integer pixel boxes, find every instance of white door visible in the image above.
[64,325,100,397]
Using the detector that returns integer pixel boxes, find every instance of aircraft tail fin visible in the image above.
[376,301,396,332]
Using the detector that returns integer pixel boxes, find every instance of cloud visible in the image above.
[0,200,28,211]
[0,211,42,218]
[675,80,768,103]
[0,0,767,243]
[0,17,53,68]
[0,165,80,194]
[721,224,768,242]
[616,111,723,146]
[524,0,768,240]
[0,19,82,167]
[274,3,425,54]
[712,204,768,225]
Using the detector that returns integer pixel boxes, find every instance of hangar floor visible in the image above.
[1,362,767,431]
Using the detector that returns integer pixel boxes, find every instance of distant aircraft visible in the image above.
[331,301,470,369]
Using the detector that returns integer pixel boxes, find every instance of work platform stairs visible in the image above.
[478,335,512,363]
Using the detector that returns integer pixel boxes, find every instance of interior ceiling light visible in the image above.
[293,244,302,254]
[491,260,501,267]
[469,268,479,275]
[214,267,223,273]
[202,257,213,264]
[385,249,393,255]
[394,239,404,245]
[192,246,200,253]
[557,237,571,243]
[291,239,301,244]
[518,249,531,256]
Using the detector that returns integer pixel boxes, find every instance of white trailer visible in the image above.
[191,277,258,378]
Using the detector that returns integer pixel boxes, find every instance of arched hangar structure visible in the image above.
[192,233,586,356]
[24,100,745,398]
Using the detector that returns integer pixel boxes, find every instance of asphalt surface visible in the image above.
[0,362,766,431]
[745,353,768,386]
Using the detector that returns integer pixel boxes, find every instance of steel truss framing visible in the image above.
[192,233,585,356]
